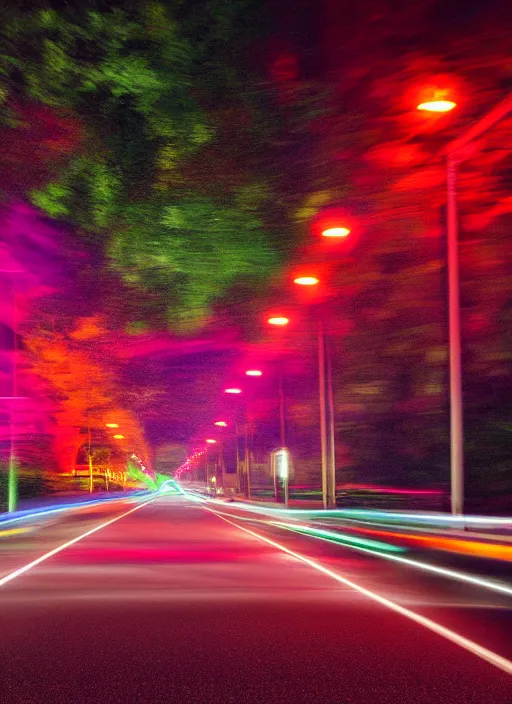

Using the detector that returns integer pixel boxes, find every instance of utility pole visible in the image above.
[87,413,93,493]
[318,320,336,509]
[444,92,512,515]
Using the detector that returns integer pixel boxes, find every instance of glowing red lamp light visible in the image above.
[322,227,350,238]
[206,439,217,444]
[245,370,263,377]
[417,100,456,113]
[268,317,289,326]
[294,276,319,286]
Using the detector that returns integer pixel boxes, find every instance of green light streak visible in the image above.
[271,521,405,553]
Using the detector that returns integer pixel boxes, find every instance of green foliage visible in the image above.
[31,183,72,218]
[110,196,276,332]
[3,0,282,328]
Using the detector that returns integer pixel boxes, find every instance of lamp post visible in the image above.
[419,91,512,515]
[278,215,353,509]
[267,318,291,502]
[224,387,248,496]
[266,320,289,449]
[292,276,337,510]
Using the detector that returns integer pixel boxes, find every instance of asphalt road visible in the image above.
[0,493,511,704]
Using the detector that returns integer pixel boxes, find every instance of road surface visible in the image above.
[0,493,511,703]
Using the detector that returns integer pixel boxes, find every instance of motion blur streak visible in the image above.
[207,508,512,676]
[270,521,405,553]
[0,527,31,538]
[331,524,512,562]
[274,521,512,598]
[0,493,148,527]
[0,498,155,588]
[179,489,511,529]
[280,508,512,528]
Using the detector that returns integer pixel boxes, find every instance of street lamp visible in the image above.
[224,387,242,394]
[214,421,227,427]
[419,91,512,515]
[106,423,119,428]
[113,434,124,440]
[245,369,263,377]
[206,438,217,444]
[294,276,336,509]
[268,316,289,326]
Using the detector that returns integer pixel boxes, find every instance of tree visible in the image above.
[0,0,291,331]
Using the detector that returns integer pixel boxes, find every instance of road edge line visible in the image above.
[0,497,156,588]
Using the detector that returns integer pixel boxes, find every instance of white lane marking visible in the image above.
[206,507,512,676]
[0,498,155,588]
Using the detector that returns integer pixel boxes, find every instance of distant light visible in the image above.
[214,421,228,427]
[268,317,289,326]
[245,370,263,377]
[224,388,242,394]
[294,276,319,286]
[322,227,350,238]
[106,423,119,428]
[113,434,124,440]
[275,448,290,480]
[206,439,217,444]
[417,100,456,112]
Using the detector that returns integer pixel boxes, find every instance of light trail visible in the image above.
[185,492,512,562]
[313,522,512,562]
[270,522,404,553]
[177,486,512,528]
[295,509,512,529]
[0,492,150,527]
[272,521,512,598]
[206,506,512,597]
[0,527,31,538]
[207,508,512,676]
[0,498,155,588]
